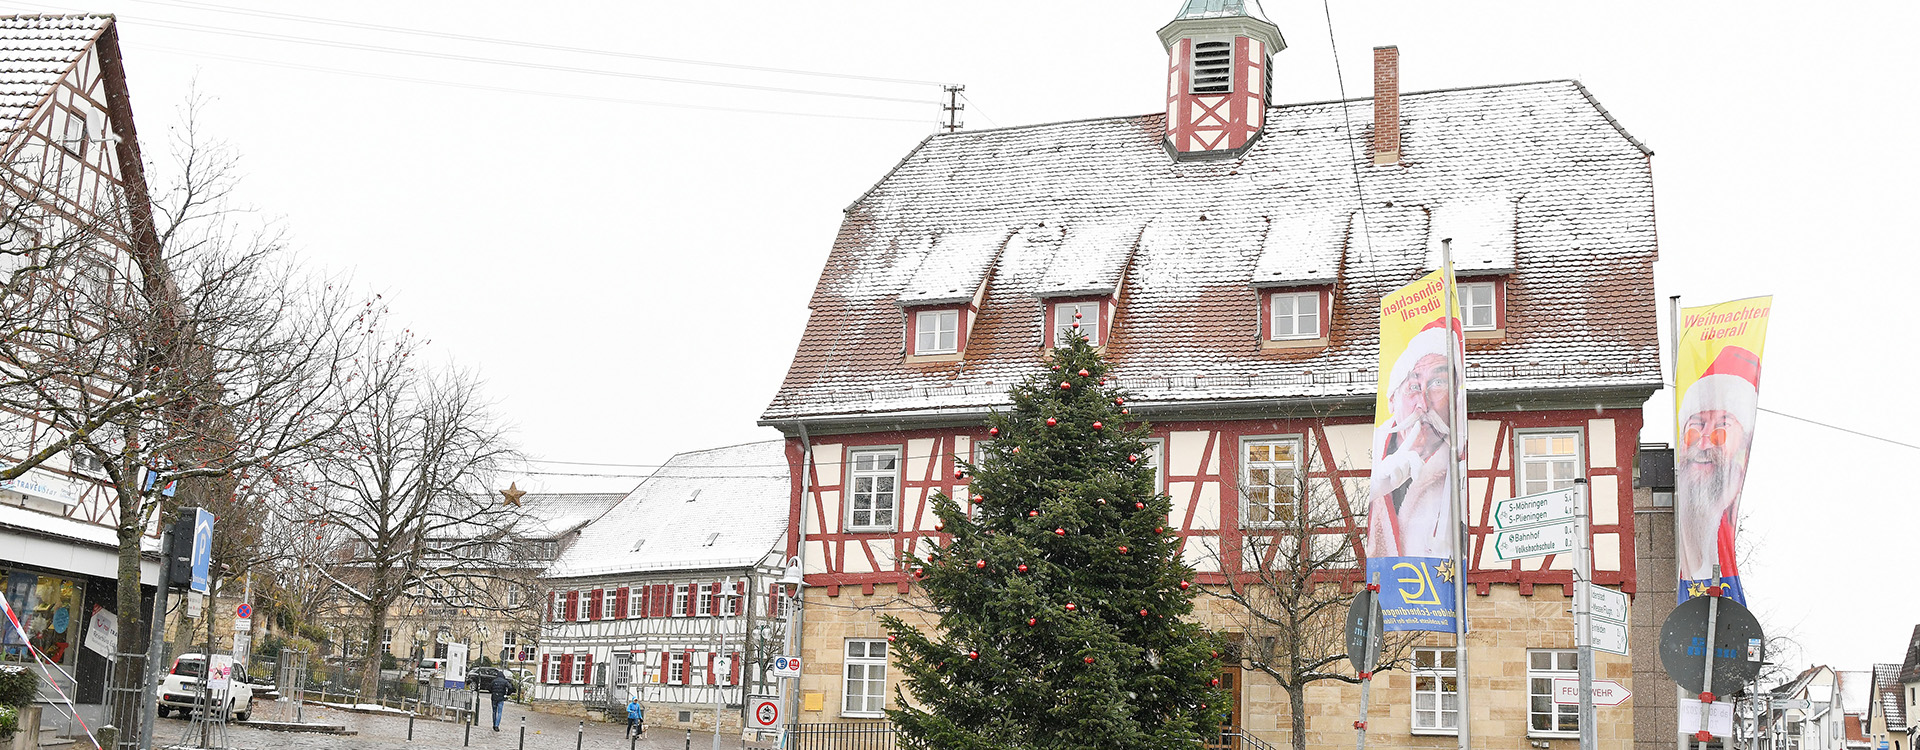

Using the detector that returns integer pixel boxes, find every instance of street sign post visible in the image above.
[1344,589,1383,673]
[1491,518,1579,562]
[189,508,214,594]
[749,697,781,730]
[1657,594,1766,695]
[1553,678,1631,707]
[1590,619,1628,657]
[1586,586,1627,624]
[1492,488,1580,529]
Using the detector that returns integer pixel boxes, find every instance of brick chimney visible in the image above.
[1372,45,1399,165]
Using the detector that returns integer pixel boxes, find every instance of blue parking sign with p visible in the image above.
[189,508,214,594]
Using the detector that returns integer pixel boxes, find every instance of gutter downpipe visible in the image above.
[782,422,817,749]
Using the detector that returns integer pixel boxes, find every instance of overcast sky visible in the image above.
[13,0,1914,678]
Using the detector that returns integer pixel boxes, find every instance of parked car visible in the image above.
[415,658,447,683]
[465,666,505,688]
[157,654,255,721]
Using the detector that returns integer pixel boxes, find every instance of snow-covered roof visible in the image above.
[1034,218,1148,298]
[1901,624,1920,684]
[763,80,1661,424]
[1840,670,1874,717]
[1172,0,1270,22]
[541,440,788,580]
[507,492,628,540]
[1873,663,1905,728]
[898,229,1007,305]
[0,15,110,141]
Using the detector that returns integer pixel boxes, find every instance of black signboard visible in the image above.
[1346,589,1384,673]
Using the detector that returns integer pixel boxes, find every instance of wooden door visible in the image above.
[1205,663,1244,750]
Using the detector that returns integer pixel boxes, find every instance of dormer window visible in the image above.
[1190,40,1232,94]
[905,304,971,361]
[915,309,959,354]
[1262,288,1330,349]
[1458,280,1505,336]
[1050,300,1105,347]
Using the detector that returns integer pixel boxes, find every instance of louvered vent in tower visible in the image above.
[1190,40,1232,93]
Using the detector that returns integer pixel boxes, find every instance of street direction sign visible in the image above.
[1590,618,1629,656]
[1773,699,1813,711]
[1587,585,1628,624]
[1553,678,1631,706]
[1658,595,1766,695]
[1492,488,1581,529]
[1344,589,1384,672]
[1491,518,1579,561]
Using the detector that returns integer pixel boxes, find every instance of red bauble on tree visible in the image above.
[1059,381,1072,390]
[1092,421,1103,430]
[989,427,1000,437]
[968,651,979,661]
[1135,502,1146,510]
[1084,656,1096,664]
[1179,580,1191,590]
[1139,609,1149,617]
[1028,510,1039,517]
[1077,369,1090,377]
[1027,618,1037,627]
[1064,603,1077,612]
[1046,417,1057,426]
[1054,527,1066,536]
[1016,564,1028,573]
[1118,545,1130,554]
[975,559,987,569]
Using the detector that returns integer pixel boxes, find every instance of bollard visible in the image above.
[409,712,415,741]
[519,716,526,750]
[632,730,638,750]
[577,720,585,750]
[685,728,692,750]
[464,708,472,747]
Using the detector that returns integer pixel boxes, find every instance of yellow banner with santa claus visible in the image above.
[1674,295,1772,605]
[1365,267,1466,632]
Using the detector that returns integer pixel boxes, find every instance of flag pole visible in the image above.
[1442,239,1470,750]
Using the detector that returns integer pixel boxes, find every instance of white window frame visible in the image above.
[1143,438,1167,496]
[697,585,714,617]
[628,586,644,619]
[1240,437,1303,529]
[1516,429,1583,497]
[1528,649,1580,737]
[1188,38,1234,95]
[914,309,960,355]
[381,628,392,655]
[673,584,690,617]
[1410,647,1459,734]
[1051,301,1102,347]
[668,652,686,686]
[612,652,632,689]
[842,639,889,718]
[1268,290,1321,340]
[847,448,901,532]
[1460,281,1498,331]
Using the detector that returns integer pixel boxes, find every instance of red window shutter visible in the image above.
[636,586,649,619]
[729,651,742,686]
[595,588,607,620]
[616,587,630,619]
[540,653,551,683]
[579,654,593,685]
[565,590,578,621]
[651,585,668,618]
[734,581,746,616]
[658,651,669,684]
[547,591,557,622]
[559,654,573,684]
[705,652,716,685]
[767,583,778,616]
[683,649,695,685]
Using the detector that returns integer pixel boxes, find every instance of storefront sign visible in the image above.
[0,469,80,506]
[83,605,117,657]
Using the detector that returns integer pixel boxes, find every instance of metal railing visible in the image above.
[785,722,903,750]
[1214,727,1282,750]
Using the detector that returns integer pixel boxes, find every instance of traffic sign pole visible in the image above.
[1696,564,1723,750]
[1574,478,1595,750]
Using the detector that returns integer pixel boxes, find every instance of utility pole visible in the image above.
[712,577,732,750]
[1575,477,1596,750]
[941,85,965,133]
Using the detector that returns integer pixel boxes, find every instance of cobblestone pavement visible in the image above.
[149,700,765,750]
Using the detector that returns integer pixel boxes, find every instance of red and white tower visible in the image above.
[1156,0,1285,160]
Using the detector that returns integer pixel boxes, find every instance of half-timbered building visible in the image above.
[535,440,790,733]
[758,2,1660,748]
[0,13,168,720]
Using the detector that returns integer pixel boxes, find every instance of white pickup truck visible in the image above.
[157,653,255,721]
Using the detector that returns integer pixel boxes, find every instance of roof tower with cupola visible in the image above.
[1157,0,1284,160]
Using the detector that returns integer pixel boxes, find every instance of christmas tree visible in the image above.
[881,332,1226,750]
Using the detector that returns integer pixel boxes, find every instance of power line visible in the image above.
[1755,406,1920,452]
[132,0,949,88]
[10,0,940,106]
[1319,0,1376,265]
[133,43,933,124]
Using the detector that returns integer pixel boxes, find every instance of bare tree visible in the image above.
[296,349,521,696]
[1200,450,1418,750]
[0,102,406,742]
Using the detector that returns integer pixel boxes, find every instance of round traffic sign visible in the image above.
[1345,589,1384,673]
[751,699,780,729]
[1657,595,1765,695]
[236,603,252,619]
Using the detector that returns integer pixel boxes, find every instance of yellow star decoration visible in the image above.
[1686,582,1710,598]
[500,482,526,507]
[1435,560,1457,583]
